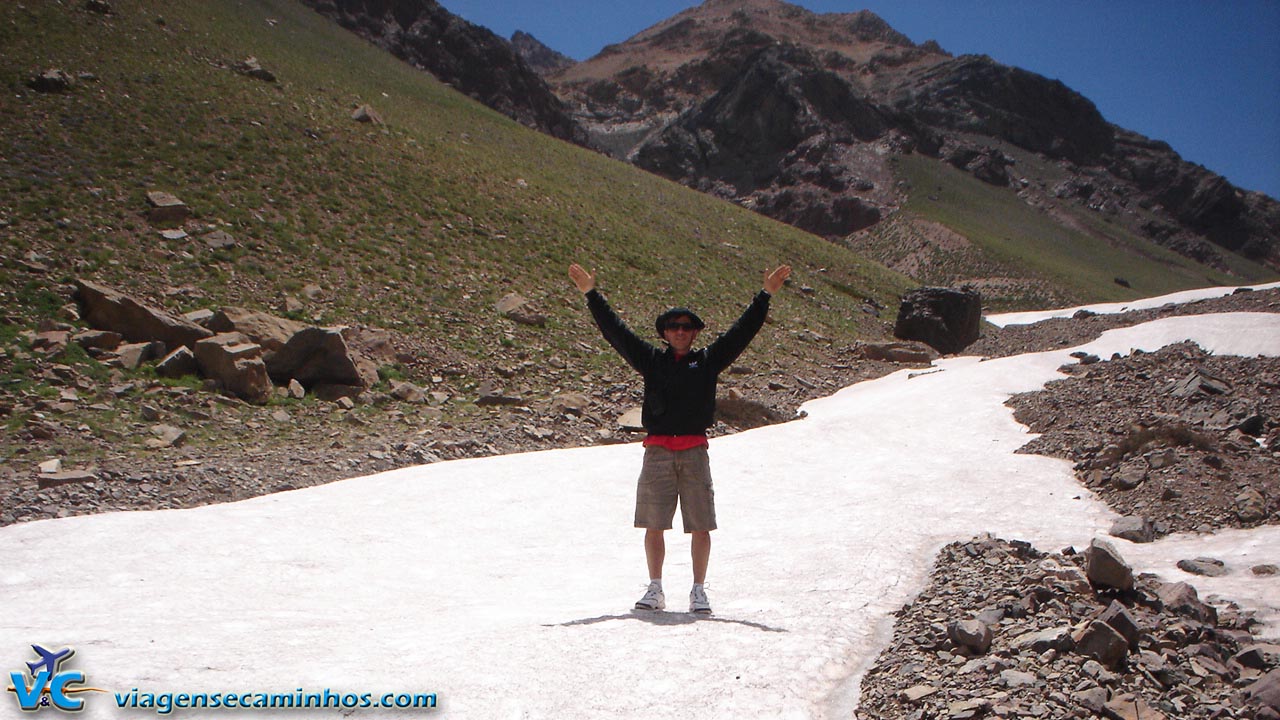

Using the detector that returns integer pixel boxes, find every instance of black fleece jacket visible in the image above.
[584,288,772,435]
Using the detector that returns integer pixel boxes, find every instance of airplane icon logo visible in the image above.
[26,646,74,678]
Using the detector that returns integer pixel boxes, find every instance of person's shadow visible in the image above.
[546,611,787,632]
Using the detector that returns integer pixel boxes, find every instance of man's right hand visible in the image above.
[568,263,596,294]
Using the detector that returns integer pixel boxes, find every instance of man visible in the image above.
[568,262,791,613]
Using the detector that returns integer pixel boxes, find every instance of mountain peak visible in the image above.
[511,30,576,76]
[637,0,916,49]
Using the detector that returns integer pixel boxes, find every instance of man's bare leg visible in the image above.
[645,528,666,580]
[691,530,710,584]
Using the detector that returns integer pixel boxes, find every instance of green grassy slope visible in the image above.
[851,152,1277,311]
[0,0,911,379]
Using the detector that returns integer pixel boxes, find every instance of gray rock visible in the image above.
[156,346,198,378]
[287,378,306,400]
[37,470,97,489]
[72,329,123,350]
[1073,620,1128,667]
[476,379,524,406]
[111,341,166,370]
[202,229,237,250]
[947,618,992,655]
[232,56,276,82]
[193,333,272,404]
[1077,686,1108,714]
[1108,515,1153,543]
[1244,669,1280,710]
[1234,644,1280,671]
[495,292,546,326]
[1097,601,1140,650]
[32,330,70,355]
[183,308,216,326]
[1145,447,1178,469]
[266,327,379,390]
[207,307,308,353]
[145,191,191,225]
[27,68,74,93]
[1011,626,1073,653]
[390,381,427,403]
[1086,537,1134,591]
[1110,459,1147,490]
[1176,557,1228,577]
[1253,564,1280,576]
[1236,486,1268,522]
[146,424,186,449]
[1155,581,1217,624]
[550,392,590,416]
[1171,369,1231,397]
[998,669,1038,688]
[899,684,937,702]
[352,104,383,124]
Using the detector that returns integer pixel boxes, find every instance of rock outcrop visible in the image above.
[73,280,383,404]
[510,30,575,76]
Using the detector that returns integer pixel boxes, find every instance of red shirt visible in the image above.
[643,434,709,451]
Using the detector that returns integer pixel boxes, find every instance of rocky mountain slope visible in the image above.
[299,0,585,143]
[542,0,1279,306]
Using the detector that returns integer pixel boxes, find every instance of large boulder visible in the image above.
[74,279,212,350]
[265,327,379,389]
[893,286,982,355]
[207,307,308,353]
[1085,537,1134,591]
[193,333,272,404]
[1155,581,1217,624]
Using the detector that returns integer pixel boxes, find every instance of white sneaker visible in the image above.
[689,585,712,614]
[635,583,665,611]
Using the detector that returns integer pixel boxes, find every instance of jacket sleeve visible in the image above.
[585,289,658,376]
[705,290,771,374]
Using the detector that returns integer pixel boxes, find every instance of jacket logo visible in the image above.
[687,361,699,368]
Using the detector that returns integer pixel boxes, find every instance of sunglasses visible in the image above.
[664,322,699,331]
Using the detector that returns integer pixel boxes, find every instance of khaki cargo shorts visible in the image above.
[634,446,716,533]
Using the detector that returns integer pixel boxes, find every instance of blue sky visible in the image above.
[441,1,1280,200]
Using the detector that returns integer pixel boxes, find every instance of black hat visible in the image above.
[655,307,705,335]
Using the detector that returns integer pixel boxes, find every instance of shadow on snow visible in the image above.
[547,611,788,633]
